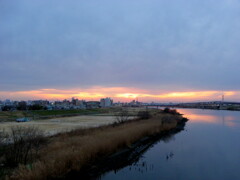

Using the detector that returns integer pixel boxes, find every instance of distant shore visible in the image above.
[162,106,240,111]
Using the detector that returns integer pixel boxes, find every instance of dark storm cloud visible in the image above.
[1,0,240,91]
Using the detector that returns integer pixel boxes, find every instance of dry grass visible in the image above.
[0,111,26,122]
[8,113,183,180]
[0,115,131,136]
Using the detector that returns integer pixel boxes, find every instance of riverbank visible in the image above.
[67,115,188,179]
[97,108,240,180]
[4,109,187,180]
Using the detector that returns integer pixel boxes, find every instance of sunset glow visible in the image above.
[0,87,239,102]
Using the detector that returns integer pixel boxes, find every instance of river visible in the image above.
[99,109,240,180]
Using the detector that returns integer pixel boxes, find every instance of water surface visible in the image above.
[100,109,240,180]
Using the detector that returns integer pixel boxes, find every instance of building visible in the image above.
[75,100,87,109]
[4,99,12,106]
[32,100,50,106]
[128,100,142,107]
[72,98,87,109]
[86,101,100,109]
[100,97,113,108]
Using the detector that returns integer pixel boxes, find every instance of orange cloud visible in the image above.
[116,93,140,99]
[0,87,239,102]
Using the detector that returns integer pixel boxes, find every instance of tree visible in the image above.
[163,108,178,115]
[4,126,46,167]
[114,109,130,123]
[17,101,27,110]
[2,106,12,111]
[29,104,44,110]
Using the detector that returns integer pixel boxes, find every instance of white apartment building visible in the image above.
[100,97,113,107]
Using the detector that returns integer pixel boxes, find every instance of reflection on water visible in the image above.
[125,158,154,175]
[178,109,240,127]
[94,125,185,180]
[100,109,240,180]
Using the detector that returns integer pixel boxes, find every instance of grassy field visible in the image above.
[0,111,27,122]
[0,108,111,122]
[6,110,185,180]
[0,108,154,123]
[0,107,154,122]
[0,115,130,136]
[0,107,148,136]
[30,108,108,116]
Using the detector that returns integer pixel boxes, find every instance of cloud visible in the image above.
[0,87,239,102]
[0,0,240,95]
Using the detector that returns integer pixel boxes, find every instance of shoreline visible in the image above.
[157,106,240,111]
[66,117,188,179]
[3,110,187,180]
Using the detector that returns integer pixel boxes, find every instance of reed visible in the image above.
[9,113,183,180]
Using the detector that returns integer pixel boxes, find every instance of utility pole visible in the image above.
[220,93,224,109]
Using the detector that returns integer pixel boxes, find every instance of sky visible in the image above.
[1,0,240,102]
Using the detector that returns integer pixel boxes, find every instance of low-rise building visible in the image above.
[100,97,113,108]
[86,101,100,109]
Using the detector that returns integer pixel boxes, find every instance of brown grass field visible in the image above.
[0,107,151,136]
[8,112,183,180]
[0,115,136,136]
